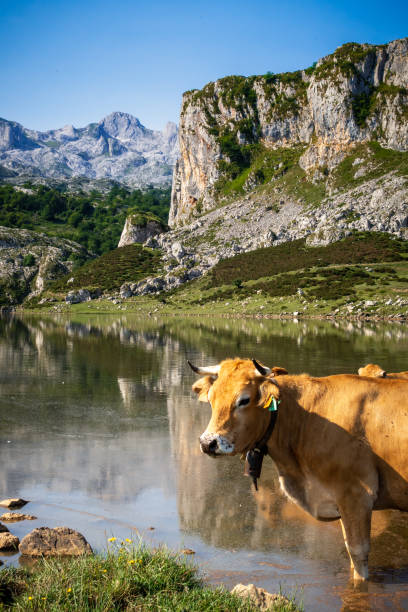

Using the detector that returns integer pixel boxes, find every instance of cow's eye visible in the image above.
[237,397,250,408]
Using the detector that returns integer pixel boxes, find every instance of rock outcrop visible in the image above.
[19,527,92,557]
[118,212,166,247]
[0,112,178,190]
[0,227,89,306]
[170,38,408,227]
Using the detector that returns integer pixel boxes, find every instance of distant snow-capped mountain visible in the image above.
[0,112,179,189]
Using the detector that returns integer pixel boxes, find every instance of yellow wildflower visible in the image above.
[108,537,116,542]
[125,538,132,543]
[67,588,72,593]
[28,596,33,601]
[128,560,135,565]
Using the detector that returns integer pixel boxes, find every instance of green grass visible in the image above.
[0,543,298,611]
[333,142,408,191]
[48,244,162,293]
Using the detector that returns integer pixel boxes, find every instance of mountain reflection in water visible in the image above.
[1,314,408,612]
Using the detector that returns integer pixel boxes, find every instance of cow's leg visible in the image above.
[339,497,372,582]
[340,519,354,570]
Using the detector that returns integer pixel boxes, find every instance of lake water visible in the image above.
[1,313,408,611]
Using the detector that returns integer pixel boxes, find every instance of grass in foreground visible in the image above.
[0,542,298,611]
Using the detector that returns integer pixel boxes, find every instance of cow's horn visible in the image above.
[252,359,271,376]
[188,360,220,377]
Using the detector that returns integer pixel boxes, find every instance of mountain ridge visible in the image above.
[0,112,179,189]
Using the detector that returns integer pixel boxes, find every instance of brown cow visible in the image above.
[189,357,408,582]
[358,363,408,380]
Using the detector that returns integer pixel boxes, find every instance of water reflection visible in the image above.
[1,313,408,611]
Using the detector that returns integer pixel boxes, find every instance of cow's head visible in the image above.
[189,358,283,457]
[358,363,387,378]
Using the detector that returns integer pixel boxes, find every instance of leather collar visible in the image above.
[244,407,278,490]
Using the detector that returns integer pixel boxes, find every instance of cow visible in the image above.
[358,363,408,380]
[189,357,408,582]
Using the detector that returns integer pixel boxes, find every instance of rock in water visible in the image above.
[19,526,93,557]
[231,583,292,610]
[0,498,28,509]
[0,522,10,533]
[0,533,20,551]
[0,512,37,522]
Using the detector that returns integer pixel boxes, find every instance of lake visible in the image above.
[1,313,408,611]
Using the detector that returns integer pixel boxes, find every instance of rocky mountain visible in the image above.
[170,37,408,230]
[0,112,178,189]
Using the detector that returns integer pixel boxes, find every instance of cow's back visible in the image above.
[284,374,408,511]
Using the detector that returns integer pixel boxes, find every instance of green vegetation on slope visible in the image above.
[0,543,297,611]
[210,233,408,285]
[333,142,408,190]
[0,184,170,255]
[49,244,162,293]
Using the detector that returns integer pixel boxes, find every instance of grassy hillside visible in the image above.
[30,231,408,319]
[48,244,162,293]
[0,183,170,256]
[209,233,408,285]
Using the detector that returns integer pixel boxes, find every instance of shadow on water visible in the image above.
[2,313,408,611]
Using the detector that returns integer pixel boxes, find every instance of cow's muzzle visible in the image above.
[199,432,234,456]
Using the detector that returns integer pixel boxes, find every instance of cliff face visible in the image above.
[170,38,408,226]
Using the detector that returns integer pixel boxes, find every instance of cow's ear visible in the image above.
[381,370,387,378]
[192,376,214,403]
[271,366,288,377]
[258,378,280,408]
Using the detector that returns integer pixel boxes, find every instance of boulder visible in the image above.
[0,532,19,551]
[171,241,185,261]
[231,583,292,610]
[0,512,37,522]
[0,522,9,533]
[19,526,93,557]
[0,498,28,509]
[65,289,91,304]
[131,276,166,296]
[120,284,133,299]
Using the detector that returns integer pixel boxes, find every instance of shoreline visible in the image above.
[4,306,408,324]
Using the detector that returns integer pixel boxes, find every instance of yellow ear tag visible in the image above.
[264,395,279,411]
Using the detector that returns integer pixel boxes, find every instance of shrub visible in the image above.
[22,254,35,266]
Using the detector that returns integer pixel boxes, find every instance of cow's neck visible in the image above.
[264,377,340,521]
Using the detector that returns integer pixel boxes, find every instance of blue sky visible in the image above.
[1,0,407,131]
